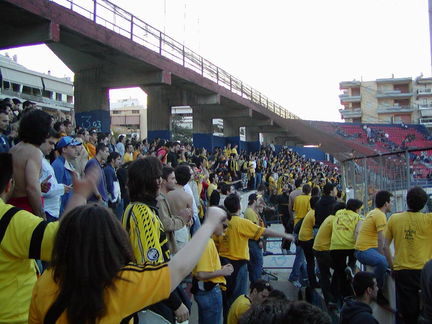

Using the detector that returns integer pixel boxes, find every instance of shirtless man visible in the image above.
[9,110,52,217]
[167,164,194,250]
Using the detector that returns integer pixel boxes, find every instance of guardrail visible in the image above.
[49,0,299,120]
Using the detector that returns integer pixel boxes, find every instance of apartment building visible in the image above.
[0,54,73,118]
[339,76,432,128]
[110,98,147,139]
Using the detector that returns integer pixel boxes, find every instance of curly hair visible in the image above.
[18,109,52,145]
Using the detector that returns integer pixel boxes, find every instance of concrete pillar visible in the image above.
[74,69,110,132]
[192,106,214,152]
[223,119,240,150]
[142,85,180,141]
[246,128,260,152]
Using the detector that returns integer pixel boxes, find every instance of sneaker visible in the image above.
[289,280,302,288]
[263,251,274,256]
[345,266,354,281]
[281,249,296,255]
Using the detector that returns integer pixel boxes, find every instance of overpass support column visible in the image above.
[246,128,260,153]
[142,85,178,141]
[192,106,214,152]
[223,119,240,150]
[74,69,110,132]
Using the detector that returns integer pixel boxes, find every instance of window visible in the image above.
[22,86,32,95]
[2,81,10,89]
[112,110,121,114]
[43,90,53,98]
[12,83,20,92]
[67,95,73,104]
[56,93,62,101]
[132,110,139,114]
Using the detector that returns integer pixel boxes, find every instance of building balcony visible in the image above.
[339,108,362,119]
[416,76,432,84]
[377,105,415,114]
[419,105,432,117]
[419,118,432,127]
[339,93,361,102]
[376,77,412,84]
[339,81,361,89]
[417,88,432,96]
[376,90,413,99]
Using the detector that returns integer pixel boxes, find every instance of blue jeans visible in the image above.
[355,248,388,288]
[289,243,307,282]
[194,286,222,324]
[255,172,262,189]
[222,260,248,322]
[248,240,263,283]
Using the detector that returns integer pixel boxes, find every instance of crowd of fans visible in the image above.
[1,97,432,324]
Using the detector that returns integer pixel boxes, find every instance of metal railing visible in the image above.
[341,147,432,214]
[49,0,299,120]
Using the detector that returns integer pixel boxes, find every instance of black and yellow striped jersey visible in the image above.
[122,202,171,264]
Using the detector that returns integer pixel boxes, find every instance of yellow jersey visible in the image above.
[293,194,311,225]
[213,216,265,261]
[385,211,432,270]
[299,210,315,242]
[330,209,362,250]
[122,203,170,264]
[29,263,171,324]
[0,199,58,324]
[313,215,335,251]
[193,239,226,287]
[355,208,387,251]
[227,294,251,324]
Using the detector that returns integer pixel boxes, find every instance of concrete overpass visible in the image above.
[0,0,356,158]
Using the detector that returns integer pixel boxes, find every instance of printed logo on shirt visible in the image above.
[404,228,416,240]
[147,248,160,261]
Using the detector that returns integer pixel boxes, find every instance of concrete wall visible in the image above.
[289,147,327,161]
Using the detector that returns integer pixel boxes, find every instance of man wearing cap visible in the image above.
[52,136,81,215]
[84,143,109,205]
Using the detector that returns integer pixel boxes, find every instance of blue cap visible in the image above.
[56,136,82,150]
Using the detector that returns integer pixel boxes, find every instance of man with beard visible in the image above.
[157,166,192,254]
[340,272,379,324]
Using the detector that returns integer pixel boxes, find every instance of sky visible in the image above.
[1,0,431,121]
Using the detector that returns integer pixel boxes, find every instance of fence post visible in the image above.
[405,150,411,191]
[130,15,134,40]
[182,45,185,66]
[159,32,162,55]
[216,67,219,84]
[229,76,232,91]
[201,57,204,75]
[93,0,97,21]
[363,158,369,213]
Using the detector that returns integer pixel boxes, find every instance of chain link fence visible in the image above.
[341,147,432,214]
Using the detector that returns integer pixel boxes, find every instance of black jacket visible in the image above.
[314,195,337,228]
[340,298,379,324]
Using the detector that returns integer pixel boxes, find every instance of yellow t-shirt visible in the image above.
[299,210,315,242]
[213,216,265,261]
[293,194,311,225]
[28,263,171,324]
[244,207,264,227]
[207,183,217,200]
[123,152,134,163]
[193,239,226,287]
[0,199,58,324]
[330,209,362,250]
[227,294,251,324]
[355,208,387,251]
[385,211,432,270]
[313,215,335,251]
